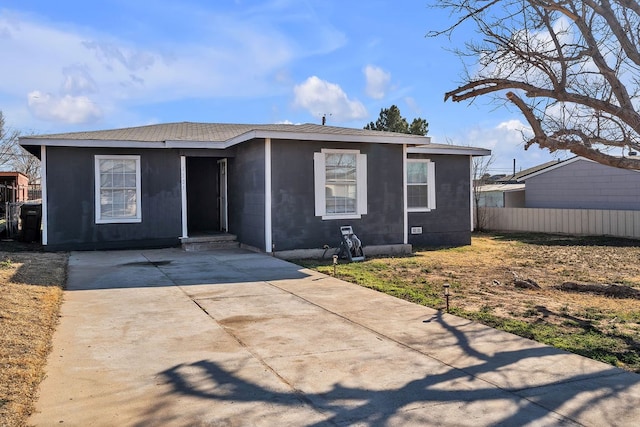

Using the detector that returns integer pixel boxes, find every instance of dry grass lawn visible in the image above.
[303,232,640,372]
[0,249,67,427]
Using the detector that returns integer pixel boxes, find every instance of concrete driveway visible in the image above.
[31,248,640,426]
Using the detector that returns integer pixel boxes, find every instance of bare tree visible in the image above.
[472,154,494,230]
[431,0,640,169]
[0,111,19,168]
[12,146,41,183]
[0,111,40,183]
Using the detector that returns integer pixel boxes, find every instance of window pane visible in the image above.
[112,173,124,187]
[326,153,356,168]
[122,160,136,173]
[101,204,114,218]
[100,191,113,205]
[407,162,428,184]
[124,173,136,187]
[326,154,356,183]
[112,160,126,173]
[325,153,357,214]
[98,157,139,220]
[99,159,114,173]
[100,174,113,187]
[408,185,429,209]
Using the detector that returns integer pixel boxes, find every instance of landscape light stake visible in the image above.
[332,255,338,276]
[443,283,450,313]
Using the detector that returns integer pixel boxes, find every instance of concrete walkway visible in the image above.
[30,248,640,426]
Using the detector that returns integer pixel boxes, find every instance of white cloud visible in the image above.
[497,119,530,133]
[61,65,98,95]
[82,41,156,72]
[434,118,569,174]
[363,65,391,99]
[293,76,367,122]
[28,91,102,124]
[0,7,346,127]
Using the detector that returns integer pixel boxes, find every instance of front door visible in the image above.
[186,157,219,234]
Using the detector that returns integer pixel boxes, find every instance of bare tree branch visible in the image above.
[0,111,40,183]
[507,91,640,168]
[433,0,640,169]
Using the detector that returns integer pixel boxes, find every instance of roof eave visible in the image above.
[407,145,491,156]
[516,156,582,181]
[242,130,432,145]
[20,130,434,148]
[19,138,166,149]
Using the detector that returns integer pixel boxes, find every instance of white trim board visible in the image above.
[22,135,490,157]
[41,145,48,246]
[180,156,188,238]
[265,138,272,253]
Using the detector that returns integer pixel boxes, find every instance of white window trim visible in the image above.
[314,148,367,220]
[406,158,436,212]
[94,155,142,224]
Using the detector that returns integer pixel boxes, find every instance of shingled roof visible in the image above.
[21,122,427,143]
[19,121,490,156]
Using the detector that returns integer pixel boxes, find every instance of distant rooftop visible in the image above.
[496,160,564,183]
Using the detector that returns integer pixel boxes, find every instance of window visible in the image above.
[95,155,141,223]
[407,159,435,211]
[314,149,367,219]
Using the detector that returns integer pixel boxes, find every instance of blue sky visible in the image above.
[0,0,569,174]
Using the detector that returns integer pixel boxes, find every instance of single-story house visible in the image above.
[19,122,490,255]
[519,156,640,210]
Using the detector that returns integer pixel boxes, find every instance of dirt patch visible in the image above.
[415,233,640,322]
[557,282,640,298]
[0,249,67,426]
[301,232,640,372]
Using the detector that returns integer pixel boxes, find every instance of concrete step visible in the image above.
[180,234,240,252]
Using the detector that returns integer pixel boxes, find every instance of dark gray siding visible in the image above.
[46,147,182,250]
[228,140,266,250]
[525,159,640,210]
[408,155,472,247]
[270,140,405,251]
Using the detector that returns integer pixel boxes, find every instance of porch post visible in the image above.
[402,144,408,245]
[265,138,272,253]
[470,155,474,231]
[180,156,188,239]
[41,145,48,246]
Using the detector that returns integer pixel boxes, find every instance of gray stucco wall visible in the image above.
[43,140,475,252]
[45,147,182,250]
[525,159,640,210]
[408,154,472,247]
[228,140,266,250]
[270,140,405,252]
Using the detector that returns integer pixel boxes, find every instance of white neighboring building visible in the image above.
[476,183,526,207]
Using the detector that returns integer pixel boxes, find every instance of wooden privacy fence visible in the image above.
[477,207,640,239]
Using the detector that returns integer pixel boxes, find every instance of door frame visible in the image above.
[218,158,228,232]
[180,156,227,238]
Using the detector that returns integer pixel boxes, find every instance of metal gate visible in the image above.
[4,202,22,239]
